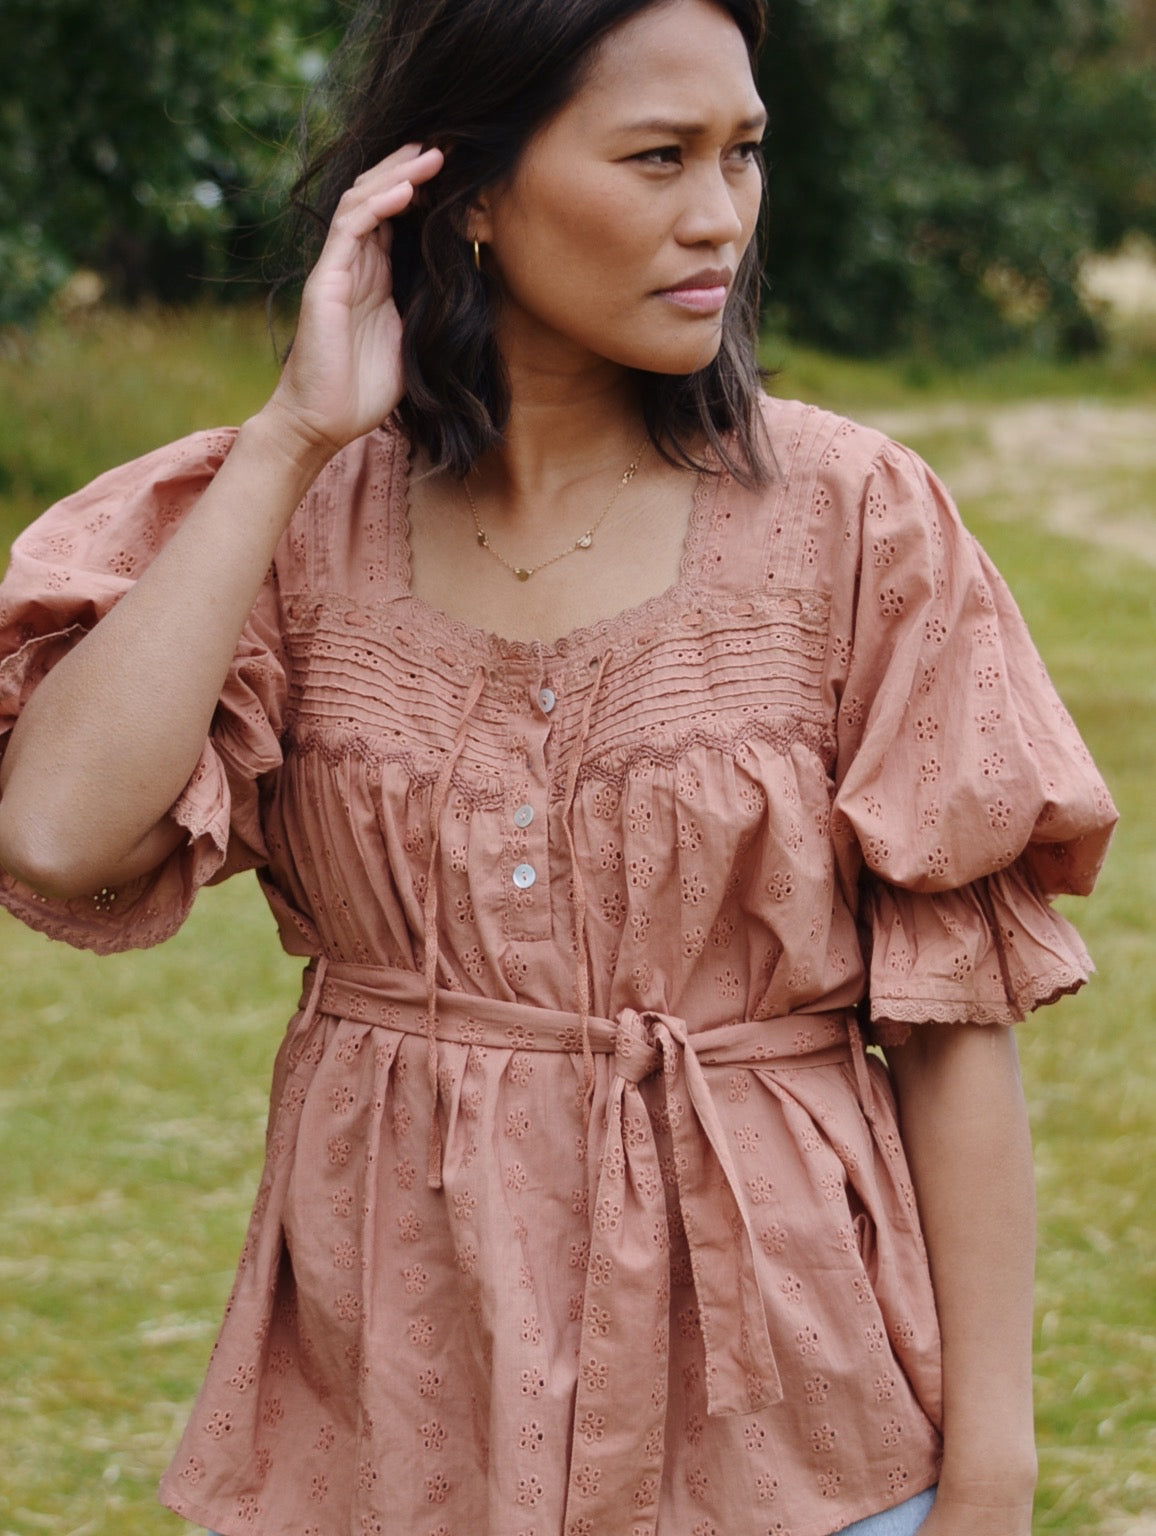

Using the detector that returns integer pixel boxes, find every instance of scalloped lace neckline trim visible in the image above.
[388,431,724,661]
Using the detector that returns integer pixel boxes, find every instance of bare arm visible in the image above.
[0,144,444,899]
[0,418,331,894]
[887,1022,1038,1536]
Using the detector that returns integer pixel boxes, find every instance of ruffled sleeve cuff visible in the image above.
[865,859,1095,1045]
[0,735,231,953]
[0,430,286,952]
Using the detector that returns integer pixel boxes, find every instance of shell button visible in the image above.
[514,804,535,829]
[537,687,557,714]
[513,863,538,890]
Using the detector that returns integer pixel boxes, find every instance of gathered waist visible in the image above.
[300,958,862,1076]
[284,957,887,1536]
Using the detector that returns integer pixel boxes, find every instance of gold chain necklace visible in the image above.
[463,441,647,581]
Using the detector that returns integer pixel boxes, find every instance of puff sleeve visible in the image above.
[0,429,286,953]
[829,439,1117,1041]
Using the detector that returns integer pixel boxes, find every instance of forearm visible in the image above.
[887,1022,1038,1530]
[0,408,334,897]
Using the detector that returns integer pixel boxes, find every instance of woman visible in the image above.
[0,0,1116,1533]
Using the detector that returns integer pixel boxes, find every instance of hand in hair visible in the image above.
[0,141,440,901]
[267,142,445,460]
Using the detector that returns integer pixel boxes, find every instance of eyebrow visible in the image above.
[616,112,768,138]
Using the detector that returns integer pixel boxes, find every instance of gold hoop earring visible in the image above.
[473,238,482,272]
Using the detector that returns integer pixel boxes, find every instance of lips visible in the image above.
[656,268,733,315]
[661,267,733,296]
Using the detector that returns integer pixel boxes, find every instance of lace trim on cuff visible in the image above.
[870,961,1090,1045]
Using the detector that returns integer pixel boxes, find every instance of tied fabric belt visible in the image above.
[295,959,879,1536]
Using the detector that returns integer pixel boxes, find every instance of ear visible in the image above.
[466,189,496,246]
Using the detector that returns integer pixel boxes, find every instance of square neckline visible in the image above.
[386,426,727,664]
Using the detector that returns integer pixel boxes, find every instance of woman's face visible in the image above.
[474,0,766,380]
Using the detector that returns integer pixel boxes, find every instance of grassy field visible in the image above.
[1,307,1154,1535]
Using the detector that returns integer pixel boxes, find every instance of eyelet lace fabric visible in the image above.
[0,398,1116,1536]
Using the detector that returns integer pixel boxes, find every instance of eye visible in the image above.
[633,145,682,166]
[729,139,765,164]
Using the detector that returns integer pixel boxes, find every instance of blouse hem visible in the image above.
[157,1469,946,1536]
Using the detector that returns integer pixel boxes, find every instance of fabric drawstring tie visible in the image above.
[422,665,488,1188]
[558,649,612,1125]
[847,1015,879,1127]
[413,651,607,1183]
[562,1005,782,1534]
[298,954,330,1038]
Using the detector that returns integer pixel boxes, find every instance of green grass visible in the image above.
[1,306,1154,1534]
[762,331,1156,414]
[0,882,300,1536]
[0,305,282,554]
[964,519,1156,1534]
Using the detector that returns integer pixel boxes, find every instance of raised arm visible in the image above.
[886,1022,1038,1536]
[0,144,444,899]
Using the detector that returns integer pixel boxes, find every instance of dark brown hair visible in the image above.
[292,0,771,483]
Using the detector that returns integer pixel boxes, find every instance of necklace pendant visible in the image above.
[463,435,647,584]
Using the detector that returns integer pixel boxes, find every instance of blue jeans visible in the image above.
[836,1484,938,1535]
[210,1489,937,1536]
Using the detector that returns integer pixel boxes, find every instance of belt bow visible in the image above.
[563,1007,782,1536]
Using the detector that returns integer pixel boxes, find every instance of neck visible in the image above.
[488,384,646,506]
[471,328,649,522]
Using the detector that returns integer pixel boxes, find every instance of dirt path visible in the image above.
[857,399,1156,566]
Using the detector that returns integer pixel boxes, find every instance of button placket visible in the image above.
[503,708,553,943]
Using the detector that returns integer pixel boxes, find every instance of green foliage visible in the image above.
[0,0,343,325]
[760,0,1156,356]
[1,0,1155,354]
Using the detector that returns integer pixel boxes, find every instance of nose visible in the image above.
[677,161,747,249]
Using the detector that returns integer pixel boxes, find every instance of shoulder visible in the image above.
[72,418,406,515]
[752,393,951,538]
[50,425,240,512]
[5,427,243,581]
[757,393,898,485]
[747,394,921,527]
[704,396,966,602]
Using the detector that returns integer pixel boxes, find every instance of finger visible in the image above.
[405,145,446,187]
[328,180,416,246]
[334,146,441,231]
[353,143,444,193]
[350,144,445,202]
[330,140,447,242]
[312,144,445,287]
[352,141,422,185]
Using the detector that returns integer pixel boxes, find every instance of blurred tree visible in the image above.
[1128,0,1156,56]
[0,0,341,326]
[760,0,1156,356]
[1,0,1154,355]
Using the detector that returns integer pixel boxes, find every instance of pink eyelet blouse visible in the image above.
[0,395,1116,1536]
